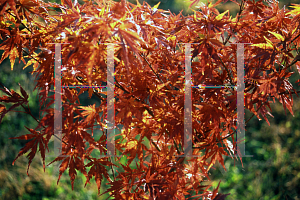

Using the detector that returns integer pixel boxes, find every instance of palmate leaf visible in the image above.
[47,153,88,190]
[76,104,97,123]
[0,84,29,123]
[286,4,300,16]
[85,158,116,195]
[3,0,300,198]
[9,127,48,175]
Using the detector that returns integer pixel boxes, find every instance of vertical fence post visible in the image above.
[236,43,253,158]
[178,42,253,159]
[106,44,116,156]
[184,43,193,157]
[54,43,62,157]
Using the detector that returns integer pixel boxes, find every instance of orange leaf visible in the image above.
[9,47,18,70]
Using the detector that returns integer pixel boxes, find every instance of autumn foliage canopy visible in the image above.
[1,0,300,199]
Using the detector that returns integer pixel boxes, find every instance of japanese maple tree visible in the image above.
[1,0,300,199]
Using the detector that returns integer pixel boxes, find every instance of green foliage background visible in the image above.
[1,0,300,199]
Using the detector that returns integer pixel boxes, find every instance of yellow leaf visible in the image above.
[127,140,137,149]
[65,27,72,34]
[110,21,118,29]
[136,0,141,6]
[167,35,176,41]
[251,43,273,49]
[114,55,120,62]
[78,104,96,115]
[286,4,300,15]
[23,59,36,70]
[268,31,284,41]
[99,7,105,16]
[153,2,160,10]
[263,36,273,46]
[215,10,229,21]
[9,48,18,70]
[207,153,217,171]
[77,104,96,122]
[130,5,137,13]
[193,10,197,21]
[33,62,39,71]
[292,27,297,35]
[156,81,171,91]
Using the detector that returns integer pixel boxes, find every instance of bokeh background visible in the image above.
[1,0,300,199]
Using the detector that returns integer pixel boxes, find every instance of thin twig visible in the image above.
[0,81,68,147]
[245,101,265,124]
[151,140,161,152]
[281,53,300,71]
[290,33,300,44]
[109,156,116,181]
[75,76,105,101]
[173,138,181,154]
[223,0,245,46]
[22,49,43,65]
[192,130,237,149]
[6,10,32,33]
[215,53,235,92]
[245,88,300,124]
[139,53,164,84]
[114,78,155,117]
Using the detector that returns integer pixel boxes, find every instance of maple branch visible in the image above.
[245,88,300,124]
[216,54,235,91]
[0,82,69,148]
[19,105,72,149]
[294,42,300,54]
[21,107,74,152]
[109,157,116,181]
[74,76,161,154]
[0,82,40,126]
[290,33,300,44]
[281,53,300,71]
[245,105,263,125]
[6,10,32,34]
[0,81,13,96]
[23,49,43,66]
[223,0,245,46]
[75,76,106,101]
[166,144,192,174]
[139,53,164,84]
[138,53,177,96]
[173,138,181,154]
[150,139,161,152]
[192,130,237,150]
[167,129,218,175]
[114,79,155,118]
[83,77,160,153]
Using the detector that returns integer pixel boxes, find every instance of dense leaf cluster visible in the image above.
[1,0,300,199]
